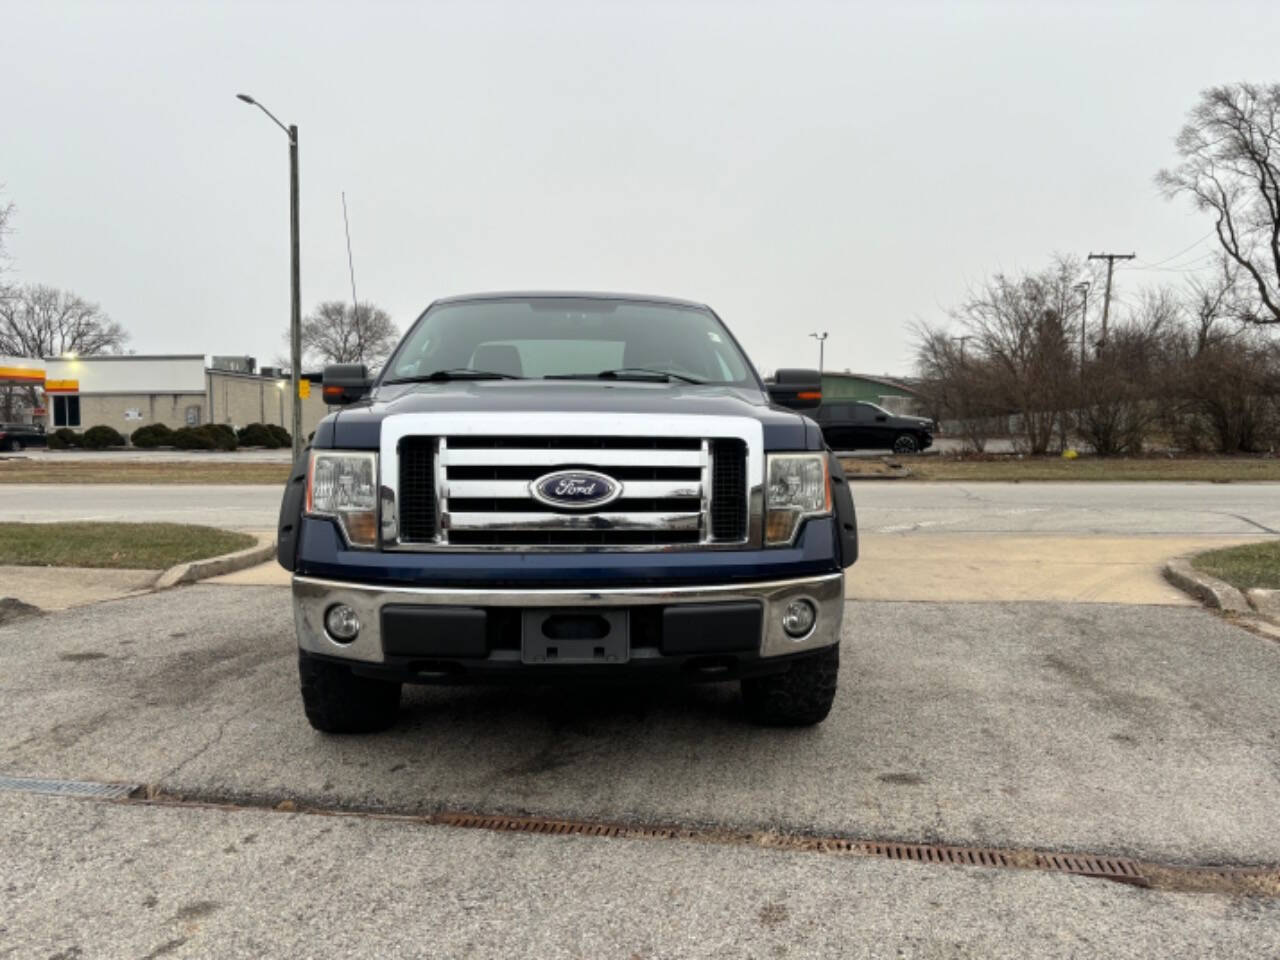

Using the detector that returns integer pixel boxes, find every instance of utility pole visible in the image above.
[809,331,829,374]
[951,335,972,361]
[238,93,304,461]
[1074,282,1090,375]
[1086,252,1134,353]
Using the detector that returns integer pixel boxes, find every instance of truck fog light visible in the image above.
[781,598,816,638]
[325,604,361,643]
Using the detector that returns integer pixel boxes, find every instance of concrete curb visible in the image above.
[1162,557,1251,614]
[154,535,277,590]
[1246,588,1280,621]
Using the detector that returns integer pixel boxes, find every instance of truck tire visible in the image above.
[892,433,919,454]
[298,654,401,733]
[741,644,839,727]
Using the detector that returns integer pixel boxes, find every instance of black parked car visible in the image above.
[815,401,934,454]
[0,423,48,452]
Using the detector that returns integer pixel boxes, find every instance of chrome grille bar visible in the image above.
[378,412,764,552]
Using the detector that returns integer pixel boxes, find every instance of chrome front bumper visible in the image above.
[292,572,845,665]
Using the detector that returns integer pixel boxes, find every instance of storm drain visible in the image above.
[0,775,139,800]
[7,776,1278,895]
[426,811,1150,886]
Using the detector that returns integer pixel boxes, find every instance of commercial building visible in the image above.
[4,354,331,438]
[819,372,923,416]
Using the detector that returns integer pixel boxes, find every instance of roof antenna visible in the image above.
[342,191,364,361]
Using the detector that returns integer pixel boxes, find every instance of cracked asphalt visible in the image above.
[3,583,1280,956]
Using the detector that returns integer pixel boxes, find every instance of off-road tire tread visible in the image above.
[741,644,839,726]
[298,654,401,733]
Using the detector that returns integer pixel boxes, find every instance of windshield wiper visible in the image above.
[546,367,704,385]
[384,368,523,384]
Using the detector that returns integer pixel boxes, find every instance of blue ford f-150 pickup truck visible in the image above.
[277,293,857,732]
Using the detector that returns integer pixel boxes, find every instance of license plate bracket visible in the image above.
[521,609,629,664]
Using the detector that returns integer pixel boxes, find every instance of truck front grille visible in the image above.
[398,436,436,542]
[392,433,751,549]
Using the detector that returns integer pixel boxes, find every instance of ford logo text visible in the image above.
[530,470,622,510]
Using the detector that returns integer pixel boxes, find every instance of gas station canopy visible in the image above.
[0,357,46,387]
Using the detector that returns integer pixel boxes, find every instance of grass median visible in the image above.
[0,523,257,569]
[1191,541,1280,592]
[842,455,1280,483]
[0,460,290,484]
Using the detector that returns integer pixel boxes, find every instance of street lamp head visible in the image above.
[236,93,256,105]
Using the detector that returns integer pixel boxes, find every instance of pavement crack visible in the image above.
[160,717,231,780]
[1215,512,1280,535]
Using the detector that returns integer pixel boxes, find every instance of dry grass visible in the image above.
[0,522,256,569]
[842,455,1280,483]
[0,460,290,485]
[1191,541,1280,592]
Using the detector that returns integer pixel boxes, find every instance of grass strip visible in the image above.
[1191,541,1280,592]
[0,522,257,569]
[842,456,1280,483]
[0,461,290,485]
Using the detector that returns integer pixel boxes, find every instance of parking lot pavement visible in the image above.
[4,585,1280,869]
[5,791,1277,960]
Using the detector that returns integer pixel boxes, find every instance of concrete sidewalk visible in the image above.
[209,533,1266,605]
[0,566,158,611]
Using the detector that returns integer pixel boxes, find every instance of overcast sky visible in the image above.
[3,1,1278,376]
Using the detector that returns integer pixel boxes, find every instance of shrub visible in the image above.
[266,424,291,448]
[130,423,173,448]
[49,428,84,449]
[81,425,126,450]
[236,422,279,448]
[170,426,217,450]
[199,423,238,450]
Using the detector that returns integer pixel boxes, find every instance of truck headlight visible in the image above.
[765,453,831,546]
[307,450,379,548]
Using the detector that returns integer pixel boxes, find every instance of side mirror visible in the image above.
[875,414,887,422]
[767,368,823,410]
[322,363,372,405]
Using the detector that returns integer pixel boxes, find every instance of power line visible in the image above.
[1132,229,1217,269]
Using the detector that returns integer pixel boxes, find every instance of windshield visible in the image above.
[382,298,758,386]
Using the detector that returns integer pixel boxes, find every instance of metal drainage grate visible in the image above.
[0,776,139,800]
[426,811,1150,886]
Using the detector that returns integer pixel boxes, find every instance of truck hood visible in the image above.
[325,380,819,450]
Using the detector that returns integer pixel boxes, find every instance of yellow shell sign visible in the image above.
[44,379,80,393]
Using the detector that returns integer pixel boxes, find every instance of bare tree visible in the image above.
[944,257,1081,454]
[913,326,1002,451]
[1164,271,1280,453]
[1157,83,1280,325]
[298,301,398,370]
[0,284,128,420]
[1077,289,1177,455]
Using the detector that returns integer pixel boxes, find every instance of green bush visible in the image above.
[48,428,84,450]
[267,424,291,447]
[200,423,238,451]
[130,423,174,448]
[236,422,279,448]
[170,426,216,450]
[81,425,127,450]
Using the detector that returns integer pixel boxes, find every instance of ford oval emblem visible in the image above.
[530,470,621,510]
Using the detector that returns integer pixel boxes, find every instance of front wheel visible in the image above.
[8,440,22,452]
[892,433,920,454]
[741,645,839,727]
[298,654,401,733]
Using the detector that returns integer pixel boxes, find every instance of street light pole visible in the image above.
[809,331,829,374]
[238,93,304,461]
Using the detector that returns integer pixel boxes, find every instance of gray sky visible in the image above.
[3,0,1278,376]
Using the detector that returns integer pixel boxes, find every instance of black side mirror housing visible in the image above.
[322,363,372,405]
[767,368,823,410]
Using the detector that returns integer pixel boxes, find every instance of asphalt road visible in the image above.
[3,585,1280,956]
[5,480,1280,536]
